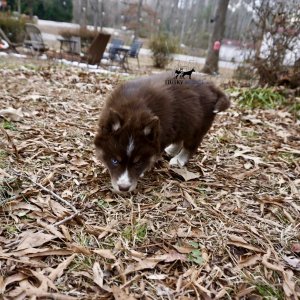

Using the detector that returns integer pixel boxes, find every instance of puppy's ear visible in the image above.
[143,116,159,141]
[108,109,123,132]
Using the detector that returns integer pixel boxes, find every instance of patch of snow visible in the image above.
[11,53,27,58]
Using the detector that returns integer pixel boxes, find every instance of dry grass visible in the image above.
[0,56,299,300]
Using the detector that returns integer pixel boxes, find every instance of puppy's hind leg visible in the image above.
[165,141,183,156]
[169,147,191,167]
[169,129,211,167]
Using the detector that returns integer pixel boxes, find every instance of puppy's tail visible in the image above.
[212,86,230,113]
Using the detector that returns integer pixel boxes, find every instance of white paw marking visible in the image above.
[165,142,183,156]
[169,148,190,167]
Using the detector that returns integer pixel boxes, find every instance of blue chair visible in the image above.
[108,38,124,61]
[128,39,143,68]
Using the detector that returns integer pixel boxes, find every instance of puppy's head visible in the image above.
[94,109,160,193]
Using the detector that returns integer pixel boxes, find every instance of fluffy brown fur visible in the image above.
[94,73,230,192]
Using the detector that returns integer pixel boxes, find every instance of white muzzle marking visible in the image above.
[114,169,133,192]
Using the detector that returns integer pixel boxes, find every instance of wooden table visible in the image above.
[114,45,130,71]
[58,38,79,61]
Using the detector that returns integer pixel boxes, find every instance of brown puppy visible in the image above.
[94,73,230,192]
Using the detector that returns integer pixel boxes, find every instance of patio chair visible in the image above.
[24,23,49,54]
[0,28,22,53]
[81,32,111,66]
[128,39,143,68]
[108,38,124,61]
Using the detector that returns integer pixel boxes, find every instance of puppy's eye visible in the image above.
[133,158,143,167]
[111,158,119,166]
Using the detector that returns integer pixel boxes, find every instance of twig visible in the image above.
[53,210,81,227]
[0,195,18,207]
[0,127,21,161]
[32,178,78,213]
[12,170,78,213]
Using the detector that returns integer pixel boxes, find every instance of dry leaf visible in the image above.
[231,167,259,180]
[60,225,72,242]
[111,286,136,300]
[291,243,300,253]
[0,107,23,121]
[93,262,103,288]
[173,244,194,254]
[0,273,27,294]
[233,148,264,167]
[17,232,56,250]
[7,247,72,258]
[282,269,296,297]
[67,243,91,255]
[227,235,263,253]
[237,254,261,269]
[124,258,162,275]
[171,167,200,181]
[36,219,64,239]
[282,256,300,271]
[30,270,58,292]
[49,199,70,217]
[158,251,187,262]
[25,290,78,300]
[70,157,89,167]
[262,249,283,272]
[93,262,111,292]
[228,234,248,244]
[40,172,55,185]
[93,249,116,260]
[183,190,197,208]
[49,254,76,281]
[146,274,167,280]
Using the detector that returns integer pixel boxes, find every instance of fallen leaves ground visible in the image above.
[0,57,299,299]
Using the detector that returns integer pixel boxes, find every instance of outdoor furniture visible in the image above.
[114,45,130,71]
[0,28,22,53]
[128,39,143,68]
[81,32,111,66]
[108,38,124,60]
[58,36,80,61]
[112,39,143,71]
[24,23,49,54]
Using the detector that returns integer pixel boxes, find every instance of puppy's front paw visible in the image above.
[169,156,187,168]
[164,142,183,157]
[169,156,179,167]
[169,148,190,167]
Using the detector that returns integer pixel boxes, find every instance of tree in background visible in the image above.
[202,0,230,74]
[7,0,72,22]
[247,0,300,87]
[122,2,156,38]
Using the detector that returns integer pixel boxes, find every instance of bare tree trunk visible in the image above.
[153,0,160,33]
[135,0,143,39]
[202,0,230,74]
[180,0,190,45]
[80,0,87,29]
[92,0,99,31]
[99,0,104,31]
[17,0,21,16]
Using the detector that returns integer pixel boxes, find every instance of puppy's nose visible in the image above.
[118,184,131,192]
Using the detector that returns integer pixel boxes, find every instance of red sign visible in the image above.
[213,41,221,51]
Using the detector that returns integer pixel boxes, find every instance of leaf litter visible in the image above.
[0,58,299,299]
